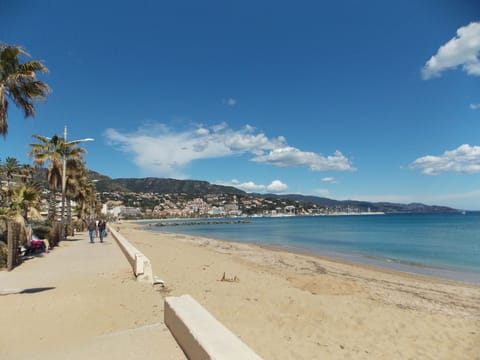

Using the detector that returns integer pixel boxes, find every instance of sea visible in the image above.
[139,213,480,284]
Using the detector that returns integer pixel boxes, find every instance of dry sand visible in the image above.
[1,221,479,360]
[119,222,480,360]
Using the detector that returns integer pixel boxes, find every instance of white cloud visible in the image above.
[321,177,337,184]
[195,127,210,135]
[212,122,228,132]
[104,122,355,177]
[217,179,288,193]
[223,98,237,106]
[470,103,480,110]
[422,22,480,79]
[236,181,266,192]
[410,144,480,175]
[224,130,281,154]
[267,180,288,192]
[252,147,356,172]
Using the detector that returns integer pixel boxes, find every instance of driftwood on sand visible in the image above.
[220,272,240,282]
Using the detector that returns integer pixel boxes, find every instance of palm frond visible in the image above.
[0,89,8,136]
[18,60,49,75]
[0,43,50,136]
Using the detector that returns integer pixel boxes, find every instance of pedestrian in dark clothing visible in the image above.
[87,220,96,243]
[98,220,107,243]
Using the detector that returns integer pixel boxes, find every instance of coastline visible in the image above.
[120,222,480,359]
[275,244,480,285]
[140,217,480,285]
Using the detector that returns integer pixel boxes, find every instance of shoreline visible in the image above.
[249,241,480,287]
[273,243,480,285]
[119,222,480,359]
[140,223,480,286]
[144,225,480,289]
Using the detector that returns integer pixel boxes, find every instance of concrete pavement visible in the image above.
[0,230,186,360]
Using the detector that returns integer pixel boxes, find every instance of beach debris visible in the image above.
[220,272,240,282]
[153,276,165,287]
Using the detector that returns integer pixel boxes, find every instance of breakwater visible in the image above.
[155,220,251,227]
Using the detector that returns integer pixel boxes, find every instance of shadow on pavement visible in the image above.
[62,237,84,242]
[20,287,56,294]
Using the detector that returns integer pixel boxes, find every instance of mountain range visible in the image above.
[87,171,459,214]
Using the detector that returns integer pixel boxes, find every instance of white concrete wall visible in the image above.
[107,225,153,284]
[165,295,262,360]
[107,227,260,358]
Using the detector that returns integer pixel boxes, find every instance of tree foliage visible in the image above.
[0,43,50,137]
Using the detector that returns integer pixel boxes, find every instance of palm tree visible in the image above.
[0,43,50,137]
[65,158,86,234]
[18,164,34,183]
[29,134,63,221]
[3,157,20,188]
[73,175,97,230]
[0,157,30,207]
[29,134,87,232]
[7,181,42,219]
[78,179,99,221]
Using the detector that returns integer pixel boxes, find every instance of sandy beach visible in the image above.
[1,221,479,359]
[120,222,480,360]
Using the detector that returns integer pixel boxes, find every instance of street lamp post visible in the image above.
[60,125,94,240]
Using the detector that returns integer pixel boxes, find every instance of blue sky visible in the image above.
[2,1,480,209]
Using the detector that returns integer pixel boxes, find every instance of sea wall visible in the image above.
[109,225,261,358]
[107,225,153,283]
[165,295,262,360]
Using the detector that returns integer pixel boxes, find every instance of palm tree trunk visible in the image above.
[67,197,73,236]
[61,188,66,239]
[49,190,57,222]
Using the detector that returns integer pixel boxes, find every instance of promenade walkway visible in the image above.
[0,230,185,360]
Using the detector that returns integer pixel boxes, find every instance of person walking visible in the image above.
[98,220,106,243]
[95,219,99,238]
[87,220,96,243]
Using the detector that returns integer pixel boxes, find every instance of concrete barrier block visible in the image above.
[165,295,262,360]
[108,225,155,285]
[137,256,154,283]
[134,253,145,276]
